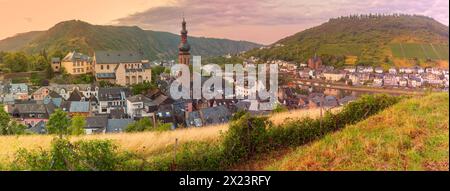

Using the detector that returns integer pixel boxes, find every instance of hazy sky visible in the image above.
[0,0,448,44]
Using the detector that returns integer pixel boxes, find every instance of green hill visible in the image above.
[245,14,449,67]
[0,20,261,59]
[265,93,449,171]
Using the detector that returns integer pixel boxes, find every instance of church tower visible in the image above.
[178,17,191,65]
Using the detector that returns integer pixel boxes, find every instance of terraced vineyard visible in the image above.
[390,43,449,60]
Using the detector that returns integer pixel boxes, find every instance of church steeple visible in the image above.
[178,16,191,65]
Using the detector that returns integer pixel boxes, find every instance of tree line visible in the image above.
[0,50,64,78]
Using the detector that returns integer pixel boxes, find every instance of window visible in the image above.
[73,69,76,73]
[107,65,110,70]
[101,65,104,70]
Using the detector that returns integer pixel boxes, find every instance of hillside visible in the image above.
[0,20,261,59]
[245,15,449,68]
[263,93,449,170]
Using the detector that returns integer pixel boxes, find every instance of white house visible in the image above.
[389,68,397,74]
[126,94,155,118]
[374,67,383,74]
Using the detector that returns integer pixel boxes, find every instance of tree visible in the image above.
[46,109,71,137]
[3,52,29,72]
[32,55,48,71]
[125,118,152,132]
[0,51,6,63]
[131,81,155,95]
[69,115,86,135]
[151,66,166,82]
[0,106,27,135]
[0,106,12,135]
[51,50,65,60]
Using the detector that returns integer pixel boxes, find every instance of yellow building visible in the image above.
[60,51,93,75]
[93,51,152,86]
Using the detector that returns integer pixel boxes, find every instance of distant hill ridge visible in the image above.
[0,20,262,59]
[245,14,449,68]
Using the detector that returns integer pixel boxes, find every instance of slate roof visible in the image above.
[106,119,134,133]
[27,121,47,134]
[200,105,231,125]
[126,94,152,103]
[62,51,91,62]
[9,104,48,114]
[98,87,130,101]
[85,116,108,129]
[109,108,128,119]
[9,83,28,93]
[69,101,90,113]
[47,83,97,92]
[94,51,143,64]
[67,89,84,101]
[51,57,61,63]
[152,94,174,106]
[47,90,63,98]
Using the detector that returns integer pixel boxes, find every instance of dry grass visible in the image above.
[0,108,336,164]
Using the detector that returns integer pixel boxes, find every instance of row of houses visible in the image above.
[278,88,357,109]
[295,65,449,88]
[1,80,243,134]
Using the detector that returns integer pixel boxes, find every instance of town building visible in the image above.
[97,87,131,114]
[322,72,345,82]
[1,83,29,102]
[375,67,383,74]
[85,116,108,134]
[307,54,322,70]
[93,51,152,86]
[58,51,93,75]
[126,94,156,119]
[5,103,53,127]
[389,68,397,74]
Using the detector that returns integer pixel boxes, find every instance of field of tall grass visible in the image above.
[0,108,336,165]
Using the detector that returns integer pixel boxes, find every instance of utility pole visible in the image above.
[172,138,178,171]
[320,94,324,128]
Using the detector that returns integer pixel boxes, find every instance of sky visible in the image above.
[0,0,448,44]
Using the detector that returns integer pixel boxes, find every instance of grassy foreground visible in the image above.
[266,93,449,171]
[0,108,331,166]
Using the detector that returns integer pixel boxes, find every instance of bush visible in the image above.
[174,142,224,171]
[126,118,172,133]
[222,114,270,164]
[12,138,137,171]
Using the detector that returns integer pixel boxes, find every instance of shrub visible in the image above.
[221,113,271,164]
[173,142,224,171]
[12,138,137,171]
